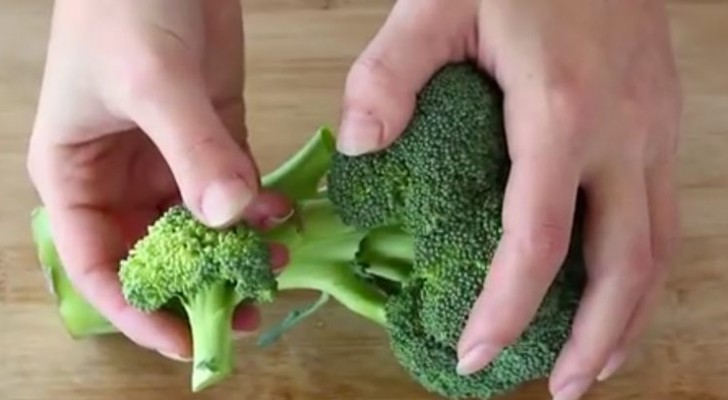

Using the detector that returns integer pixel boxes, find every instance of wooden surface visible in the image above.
[2,1,728,399]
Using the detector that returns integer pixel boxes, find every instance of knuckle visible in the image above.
[346,55,397,92]
[118,51,174,102]
[514,218,571,266]
[545,86,588,138]
[25,148,40,186]
[624,240,657,289]
[175,134,228,175]
[25,138,49,189]
[543,68,593,133]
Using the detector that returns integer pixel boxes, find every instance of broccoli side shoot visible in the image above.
[118,205,276,391]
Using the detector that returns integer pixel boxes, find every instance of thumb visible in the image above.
[337,0,476,155]
[127,68,259,228]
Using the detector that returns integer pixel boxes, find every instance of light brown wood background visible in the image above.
[2,1,728,399]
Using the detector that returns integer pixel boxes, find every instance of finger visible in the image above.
[336,0,476,155]
[595,284,662,382]
[268,242,290,274]
[123,60,260,228]
[45,203,192,360]
[242,190,293,230]
[549,166,653,400]
[456,153,580,375]
[232,303,262,338]
[597,161,679,381]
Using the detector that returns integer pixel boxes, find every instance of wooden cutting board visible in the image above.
[2,1,728,399]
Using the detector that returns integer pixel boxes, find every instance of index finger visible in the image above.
[456,153,580,374]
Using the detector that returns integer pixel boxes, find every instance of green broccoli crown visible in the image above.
[329,62,587,399]
[118,205,277,311]
[328,63,509,236]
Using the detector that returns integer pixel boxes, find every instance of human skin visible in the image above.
[27,0,682,398]
[27,0,292,361]
[335,1,682,399]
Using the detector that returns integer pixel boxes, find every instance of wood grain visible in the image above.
[2,1,728,399]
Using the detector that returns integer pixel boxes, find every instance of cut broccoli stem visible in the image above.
[262,125,336,200]
[185,282,240,392]
[356,226,415,284]
[262,197,388,326]
[258,126,395,327]
[30,207,117,337]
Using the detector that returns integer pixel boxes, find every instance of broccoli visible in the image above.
[31,62,586,399]
[117,204,275,391]
[328,63,587,398]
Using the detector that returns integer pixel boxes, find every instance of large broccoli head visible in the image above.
[328,63,586,399]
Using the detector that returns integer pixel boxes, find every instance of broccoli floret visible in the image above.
[117,204,276,391]
[328,63,508,238]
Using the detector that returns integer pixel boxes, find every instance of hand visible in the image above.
[336,0,682,398]
[27,0,290,360]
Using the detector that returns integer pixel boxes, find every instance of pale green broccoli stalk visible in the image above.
[31,207,117,338]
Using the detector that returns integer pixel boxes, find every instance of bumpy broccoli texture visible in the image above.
[30,62,586,399]
[328,63,586,398]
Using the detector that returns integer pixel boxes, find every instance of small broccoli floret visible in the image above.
[118,205,276,391]
[327,149,410,229]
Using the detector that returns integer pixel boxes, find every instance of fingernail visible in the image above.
[337,111,382,155]
[553,377,592,400]
[158,350,192,363]
[234,329,257,340]
[456,343,500,375]
[265,208,295,228]
[598,351,627,381]
[201,179,253,227]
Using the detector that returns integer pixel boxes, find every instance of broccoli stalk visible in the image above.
[185,282,240,390]
[30,207,117,337]
[262,198,390,326]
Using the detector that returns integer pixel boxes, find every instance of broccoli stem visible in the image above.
[262,125,336,200]
[356,226,415,284]
[261,198,389,326]
[30,207,117,337]
[185,282,239,392]
[254,126,398,327]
